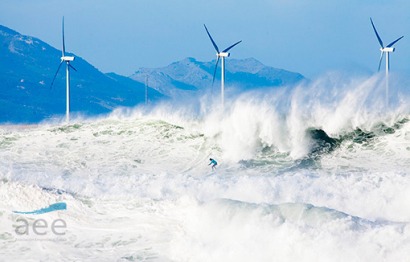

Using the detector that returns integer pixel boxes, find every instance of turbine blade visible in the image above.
[212,56,220,86]
[69,64,77,72]
[222,40,242,53]
[204,24,220,53]
[378,52,384,72]
[387,36,404,48]
[62,17,66,56]
[50,61,64,89]
[370,18,384,48]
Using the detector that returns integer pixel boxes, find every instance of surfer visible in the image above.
[209,158,218,171]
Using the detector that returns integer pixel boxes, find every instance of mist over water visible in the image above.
[0,74,409,261]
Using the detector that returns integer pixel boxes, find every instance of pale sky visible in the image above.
[1,0,409,78]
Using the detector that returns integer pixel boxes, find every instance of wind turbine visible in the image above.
[50,17,77,122]
[370,18,403,107]
[204,24,241,107]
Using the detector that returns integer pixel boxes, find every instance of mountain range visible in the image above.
[130,57,305,97]
[0,24,305,123]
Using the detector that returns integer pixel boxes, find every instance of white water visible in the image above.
[0,74,410,261]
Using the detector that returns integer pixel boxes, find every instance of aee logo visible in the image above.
[12,202,67,237]
[14,218,66,236]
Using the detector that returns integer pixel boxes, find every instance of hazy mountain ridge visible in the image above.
[130,57,305,97]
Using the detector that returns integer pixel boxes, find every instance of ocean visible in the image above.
[0,74,409,261]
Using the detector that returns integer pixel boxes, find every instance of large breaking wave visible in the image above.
[0,73,409,261]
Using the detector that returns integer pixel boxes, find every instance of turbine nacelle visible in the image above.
[61,56,75,62]
[381,47,395,53]
[217,52,230,58]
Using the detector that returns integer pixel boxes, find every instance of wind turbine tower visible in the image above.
[145,75,148,105]
[204,24,241,107]
[50,17,77,122]
[370,18,403,108]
